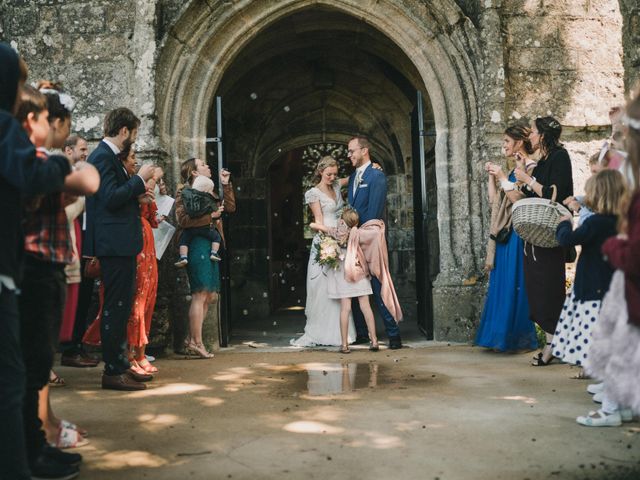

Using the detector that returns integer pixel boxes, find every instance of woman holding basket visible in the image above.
[516,117,574,365]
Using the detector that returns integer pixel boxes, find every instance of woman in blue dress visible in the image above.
[476,125,539,351]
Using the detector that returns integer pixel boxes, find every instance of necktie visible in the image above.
[353,170,362,195]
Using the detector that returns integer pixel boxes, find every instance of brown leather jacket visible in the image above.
[175,182,236,244]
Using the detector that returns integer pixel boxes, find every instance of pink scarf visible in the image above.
[344,220,403,322]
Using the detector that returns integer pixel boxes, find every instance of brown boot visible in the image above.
[101,373,146,391]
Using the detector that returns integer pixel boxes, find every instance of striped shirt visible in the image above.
[23,149,73,265]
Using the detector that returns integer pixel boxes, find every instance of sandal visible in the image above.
[571,369,590,380]
[137,358,158,374]
[55,423,90,449]
[531,352,555,366]
[48,370,66,387]
[189,343,214,359]
[59,420,88,439]
[369,341,380,352]
[339,345,351,354]
[531,342,556,367]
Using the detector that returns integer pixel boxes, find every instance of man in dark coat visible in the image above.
[84,107,155,391]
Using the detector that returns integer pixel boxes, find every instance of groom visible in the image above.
[347,136,402,349]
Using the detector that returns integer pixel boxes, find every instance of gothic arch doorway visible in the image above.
[156,0,483,343]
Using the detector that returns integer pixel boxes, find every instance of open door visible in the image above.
[411,91,434,339]
[209,96,231,347]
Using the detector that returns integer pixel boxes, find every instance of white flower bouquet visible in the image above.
[314,234,342,270]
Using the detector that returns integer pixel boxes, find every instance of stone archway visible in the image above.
[156,0,485,341]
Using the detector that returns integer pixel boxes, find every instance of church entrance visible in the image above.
[208,7,438,342]
[156,0,483,345]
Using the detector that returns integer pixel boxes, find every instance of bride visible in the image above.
[290,156,355,347]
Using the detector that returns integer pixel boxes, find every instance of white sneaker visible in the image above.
[592,392,603,404]
[576,409,622,427]
[587,382,604,395]
[621,408,634,422]
[145,354,155,363]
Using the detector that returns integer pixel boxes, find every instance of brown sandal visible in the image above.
[339,345,351,354]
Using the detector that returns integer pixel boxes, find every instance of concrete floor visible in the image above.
[51,345,640,480]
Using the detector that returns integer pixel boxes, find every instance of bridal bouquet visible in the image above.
[315,234,342,270]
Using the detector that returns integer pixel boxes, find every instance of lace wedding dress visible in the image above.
[290,184,355,347]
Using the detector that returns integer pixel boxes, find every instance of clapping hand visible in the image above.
[220,168,231,185]
[513,167,529,183]
[138,163,156,181]
[487,163,506,180]
[563,196,581,213]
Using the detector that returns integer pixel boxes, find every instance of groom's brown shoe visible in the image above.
[102,373,146,391]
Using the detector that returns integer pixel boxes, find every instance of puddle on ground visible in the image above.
[265,362,444,397]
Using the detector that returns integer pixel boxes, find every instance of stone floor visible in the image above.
[51,345,640,480]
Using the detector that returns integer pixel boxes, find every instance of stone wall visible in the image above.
[620,0,640,91]
[479,0,625,195]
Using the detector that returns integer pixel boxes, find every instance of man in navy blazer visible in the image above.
[84,108,155,390]
[347,136,402,349]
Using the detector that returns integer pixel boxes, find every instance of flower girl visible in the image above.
[310,208,379,354]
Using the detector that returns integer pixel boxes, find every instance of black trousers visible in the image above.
[18,256,66,465]
[0,286,30,479]
[99,256,137,376]
[60,257,96,356]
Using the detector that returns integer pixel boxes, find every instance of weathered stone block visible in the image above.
[59,4,106,34]
[432,284,485,342]
[7,6,39,35]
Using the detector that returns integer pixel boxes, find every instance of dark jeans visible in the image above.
[0,286,30,479]
[352,276,400,339]
[99,256,136,376]
[60,257,96,356]
[18,256,66,465]
[179,225,221,249]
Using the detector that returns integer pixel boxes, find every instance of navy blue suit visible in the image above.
[347,164,400,339]
[85,141,146,375]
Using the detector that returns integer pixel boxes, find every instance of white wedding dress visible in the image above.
[290,184,355,347]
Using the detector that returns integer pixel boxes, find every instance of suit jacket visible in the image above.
[83,141,146,257]
[347,164,387,224]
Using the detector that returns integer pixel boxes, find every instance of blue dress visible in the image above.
[186,235,220,294]
[475,174,538,351]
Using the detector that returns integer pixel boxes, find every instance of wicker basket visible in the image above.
[512,185,571,248]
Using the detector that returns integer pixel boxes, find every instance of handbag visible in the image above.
[490,226,511,244]
[83,257,101,279]
[512,185,571,248]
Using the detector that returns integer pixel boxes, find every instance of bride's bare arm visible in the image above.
[309,200,324,226]
[310,222,329,233]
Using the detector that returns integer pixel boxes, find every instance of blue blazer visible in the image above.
[83,141,146,257]
[347,164,387,224]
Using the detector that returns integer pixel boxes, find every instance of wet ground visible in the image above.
[51,345,640,479]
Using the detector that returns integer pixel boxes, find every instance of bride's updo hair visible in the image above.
[313,156,338,184]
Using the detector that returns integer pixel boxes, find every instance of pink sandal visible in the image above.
[55,423,90,449]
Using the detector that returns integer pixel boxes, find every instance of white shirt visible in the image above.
[102,138,121,155]
[353,161,371,195]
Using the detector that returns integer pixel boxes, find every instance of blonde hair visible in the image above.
[584,169,627,215]
[341,207,359,228]
[313,156,338,184]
